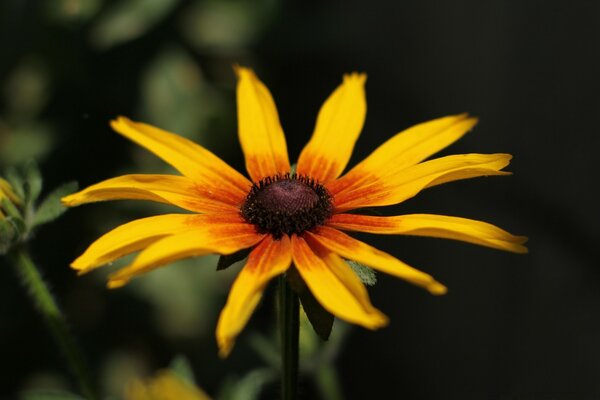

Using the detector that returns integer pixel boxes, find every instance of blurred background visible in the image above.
[1,0,598,399]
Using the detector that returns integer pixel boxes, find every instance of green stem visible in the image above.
[279,275,299,400]
[10,247,98,400]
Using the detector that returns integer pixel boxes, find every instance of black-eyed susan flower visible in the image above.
[125,371,210,400]
[63,67,527,357]
[0,177,20,218]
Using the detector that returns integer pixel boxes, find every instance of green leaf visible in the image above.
[216,247,250,271]
[33,181,78,226]
[0,125,54,165]
[247,333,279,368]
[24,161,42,206]
[0,218,16,254]
[289,163,297,175]
[169,354,196,384]
[299,286,334,341]
[217,368,277,400]
[90,0,180,49]
[1,198,22,220]
[346,260,377,286]
[314,364,344,400]
[140,47,219,136]
[19,390,85,400]
[4,167,25,200]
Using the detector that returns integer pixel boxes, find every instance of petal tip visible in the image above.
[234,65,255,80]
[343,72,367,84]
[107,278,127,289]
[428,281,448,296]
[511,239,529,254]
[61,194,77,206]
[217,337,234,358]
[71,255,97,273]
[109,116,133,132]
[371,312,390,328]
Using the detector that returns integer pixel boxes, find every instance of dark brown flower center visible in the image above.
[240,173,332,239]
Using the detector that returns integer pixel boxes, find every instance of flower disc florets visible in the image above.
[241,173,332,239]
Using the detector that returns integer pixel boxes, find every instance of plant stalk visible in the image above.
[11,247,98,400]
[279,275,299,400]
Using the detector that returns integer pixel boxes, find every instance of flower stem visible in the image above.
[279,275,299,400]
[10,247,98,400]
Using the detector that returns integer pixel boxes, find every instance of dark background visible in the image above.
[1,0,598,399]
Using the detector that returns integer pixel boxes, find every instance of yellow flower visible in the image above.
[0,178,20,218]
[63,67,527,357]
[125,371,210,400]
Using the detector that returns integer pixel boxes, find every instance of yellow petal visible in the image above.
[110,117,250,196]
[108,215,264,288]
[328,213,528,253]
[333,153,512,211]
[216,235,292,357]
[71,214,210,273]
[329,114,477,195]
[306,227,447,295]
[292,234,388,328]
[0,178,20,204]
[125,371,210,400]
[297,73,367,183]
[236,67,290,181]
[61,174,240,213]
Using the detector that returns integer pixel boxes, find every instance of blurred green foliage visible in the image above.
[0,0,347,398]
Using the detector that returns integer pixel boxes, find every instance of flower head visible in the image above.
[125,371,210,400]
[0,178,21,217]
[63,67,527,357]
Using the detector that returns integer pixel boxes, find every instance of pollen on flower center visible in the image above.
[240,173,332,239]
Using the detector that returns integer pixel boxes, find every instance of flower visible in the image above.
[63,67,527,357]
[0,178,20,218]
[125,371,210,400]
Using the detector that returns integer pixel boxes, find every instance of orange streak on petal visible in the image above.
[236,67,290,181]
[216,235,292,357]
[245,154,290,181]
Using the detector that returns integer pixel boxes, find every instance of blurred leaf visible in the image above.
[216,248,250,271]
[299,288,334,341]
[90,0,180,49]
[1,198,22,220]
[33,181,78,226]
[44,0,102,24]
[24,161,43,208]
[314,364,343,400]
[132,257,221,338]
[181,0,279,54]
[0,218,16,254]
[0,123,54,165]
[3,57,49,121]
[6,215,26,239]
[4,167,25,199]
[217,368,276,400]
[247,333,279,369]
[346,260,377,286]
[19,390,85,400]
[140,47,223,136]
[169,355,196,385]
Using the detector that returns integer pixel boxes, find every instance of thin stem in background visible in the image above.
[10,246,98,400]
